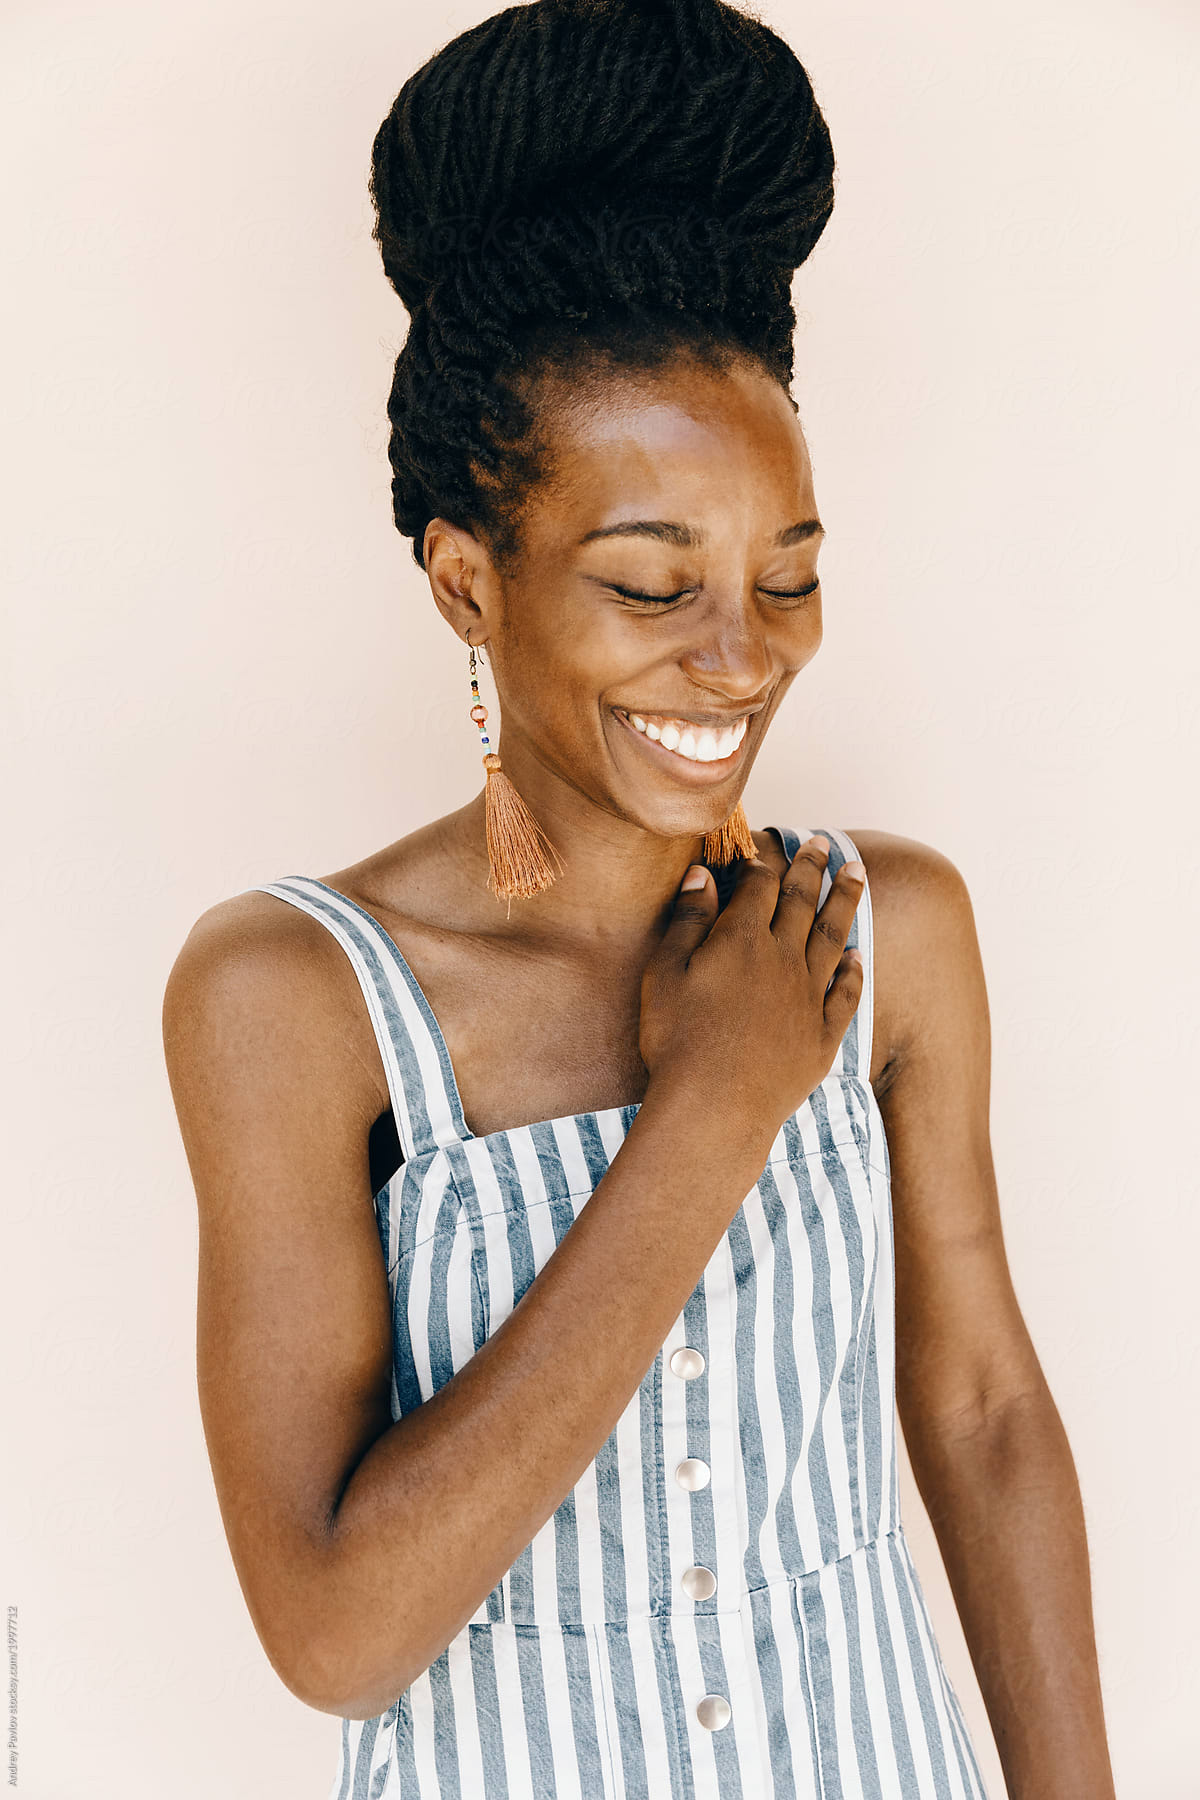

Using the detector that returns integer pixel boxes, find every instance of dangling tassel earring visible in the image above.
[467,627,564,911]
[702,802,757,866]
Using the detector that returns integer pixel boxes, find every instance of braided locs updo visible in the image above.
[369,0,835,575]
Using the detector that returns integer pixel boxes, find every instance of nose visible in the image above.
[678,607,775,705]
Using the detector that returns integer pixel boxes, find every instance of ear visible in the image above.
[424,518,498,646]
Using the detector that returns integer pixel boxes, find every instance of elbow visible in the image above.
[275,1525,451,1718]
[260,1623,355,1719]
[246,1568,415,1720]
[333,1685,417,1725]
[283,1635,415,1722]
[292,1681,401,1723]
[280,1601,421,1722]
[294,1660,419,1724]
[275,1612,415,1720]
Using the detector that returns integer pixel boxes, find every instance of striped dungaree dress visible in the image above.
[253,823,992,1799]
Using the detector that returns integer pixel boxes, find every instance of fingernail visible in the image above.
[680,865,708,891]
[842,860,865,881]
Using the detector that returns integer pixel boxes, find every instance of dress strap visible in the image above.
[249,877,467,1161]
[767,825,875,1086]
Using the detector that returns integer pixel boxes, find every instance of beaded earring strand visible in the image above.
[467,627,565,914]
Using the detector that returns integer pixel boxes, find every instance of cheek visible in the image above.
[496,665,607,756]
[773,614,821,683]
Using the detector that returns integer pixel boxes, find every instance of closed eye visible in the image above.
[759,580,821,600]
[609,579,821,606]
[609,584,691,603]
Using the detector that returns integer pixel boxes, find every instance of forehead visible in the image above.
[523,357,816,550]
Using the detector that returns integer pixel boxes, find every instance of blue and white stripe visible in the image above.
[252,823,990,1798]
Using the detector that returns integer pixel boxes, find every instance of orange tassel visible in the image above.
[482,751,565,911]
[468,632,564,912]
[702,801,757,866]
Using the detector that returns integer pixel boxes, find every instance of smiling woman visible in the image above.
[161,0,1116,1796]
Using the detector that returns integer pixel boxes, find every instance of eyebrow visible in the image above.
[577,518,825,549]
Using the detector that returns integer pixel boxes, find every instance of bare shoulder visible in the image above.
[840,828,981,1092]
[161,885,390,1140]
[163,887,349,1038]
[165,886,319,986]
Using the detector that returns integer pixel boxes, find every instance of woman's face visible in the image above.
[431,352,825,849]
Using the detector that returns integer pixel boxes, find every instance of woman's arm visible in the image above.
[870,838,1116,1800]
[162,856,852,1723]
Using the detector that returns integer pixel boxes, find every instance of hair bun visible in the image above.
[369,0,835,571]
[371,0,833,321]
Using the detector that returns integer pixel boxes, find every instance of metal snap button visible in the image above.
[680,1564,717,1601]
[675,1457,711,1491]
[696,1693,731,1730]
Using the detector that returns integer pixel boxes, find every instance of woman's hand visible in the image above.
[638,835,865,1145]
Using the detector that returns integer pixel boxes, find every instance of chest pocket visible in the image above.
[384,1073,884,1409]
[384,1164,600,1414]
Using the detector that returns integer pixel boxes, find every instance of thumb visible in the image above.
[653,863,718,968]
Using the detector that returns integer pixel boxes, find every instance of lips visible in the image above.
[633,712,747,757]
[612,706,750,782]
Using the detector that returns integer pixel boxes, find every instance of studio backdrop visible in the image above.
[3,1,1197,1796]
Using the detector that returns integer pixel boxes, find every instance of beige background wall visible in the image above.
[4,1,1197,1795]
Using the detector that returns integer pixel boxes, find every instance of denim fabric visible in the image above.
[253,824,990,1799]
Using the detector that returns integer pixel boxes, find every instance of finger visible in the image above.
[808,856,865,979]
[774,838,865,977]
[647,864,720,977]
[806,851,865,979]
[769,833,832,936]
[705,852,781,929]
[823,946,865,1024]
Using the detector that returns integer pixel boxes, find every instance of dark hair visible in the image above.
[369,0,835,575]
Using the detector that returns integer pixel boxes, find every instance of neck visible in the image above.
[441,787,752,955]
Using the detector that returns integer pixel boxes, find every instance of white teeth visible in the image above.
[622,711,749,763]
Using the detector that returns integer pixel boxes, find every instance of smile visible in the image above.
[613,707,751,779]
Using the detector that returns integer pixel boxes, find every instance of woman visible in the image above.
[162,0,1115,1794]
